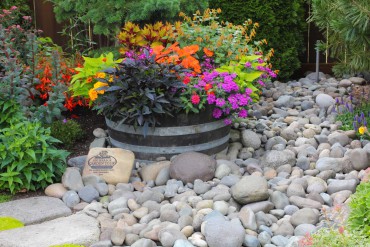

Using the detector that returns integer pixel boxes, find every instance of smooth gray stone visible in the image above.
[0,214,99,247]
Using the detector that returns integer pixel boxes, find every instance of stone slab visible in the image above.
[83,148,135,185]
[0,196,71,225]
[0,213,99,247]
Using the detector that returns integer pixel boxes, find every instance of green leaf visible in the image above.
[25,150,36,162]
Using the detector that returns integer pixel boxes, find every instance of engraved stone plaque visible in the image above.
[82,148,135,185]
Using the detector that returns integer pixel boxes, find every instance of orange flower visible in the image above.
[203,48,214,57]
[102,58,107,62]
[86,77,93,83]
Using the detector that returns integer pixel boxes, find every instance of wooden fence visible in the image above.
[29,0,334,75]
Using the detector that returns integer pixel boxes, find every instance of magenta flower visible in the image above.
[216,98,226,107]
[245,62,252,68]
[238,109,248,118]
[207,94,216,104]
[213,108,223,119]
[224,119,232,125]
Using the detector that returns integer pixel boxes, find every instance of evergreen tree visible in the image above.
[309,0,370,76]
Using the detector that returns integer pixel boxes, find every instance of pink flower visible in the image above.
[10,6,18,11]
[245,62,252,68]
[191,94,200,104]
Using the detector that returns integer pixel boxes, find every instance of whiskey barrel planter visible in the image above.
[106,110,230,161]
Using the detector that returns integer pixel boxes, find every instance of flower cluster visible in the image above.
[334,94,370,140]
[181,71,253,124]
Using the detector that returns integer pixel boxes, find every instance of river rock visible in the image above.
[170,152,216,183]
[231,175,269,204]
[327,179,358,194]
[141,161,171,182]
[345,148,369,170]
[261,150,296,169]
[290,208,319,226]
[62,167,84,191]
[44,183,67,198]
[204,216,245,247]
[316,94,335,108]
[241,130,262,149]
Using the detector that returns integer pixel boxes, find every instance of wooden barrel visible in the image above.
[106,110,230,161]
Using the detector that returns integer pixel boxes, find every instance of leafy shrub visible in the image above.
[299,227,369,247]
[175,9,273,68]
[0,121,69,194]
[46,119,85,148]
[0,217,24,231]
[348,179,370,237]
[0,98,24,128]
[209,0,306,80]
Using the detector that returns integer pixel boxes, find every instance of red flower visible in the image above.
[338,226,344,235]
[102,58,107,62]
[207,91,215,96]
[191,94,200,104]
[183,76,191,84]
[204,83,212,91]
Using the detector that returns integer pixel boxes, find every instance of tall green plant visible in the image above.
[209,0,306,80]
[309,0,370,76]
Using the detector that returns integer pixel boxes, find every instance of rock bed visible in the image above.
[45,72,370,247]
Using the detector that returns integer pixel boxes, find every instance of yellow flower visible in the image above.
[88,88,98,101]
[93,82,108,94]
[359,126,367,135]
[95,72,106,79]
[88,82,109,101]
[108,75,114,83]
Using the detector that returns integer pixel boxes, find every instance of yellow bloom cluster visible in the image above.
[88,82,108,101]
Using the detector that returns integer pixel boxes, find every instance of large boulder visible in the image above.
[169,152,216,184]
[231,175,269,204]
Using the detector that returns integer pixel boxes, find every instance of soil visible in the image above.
[63,106,107,158]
